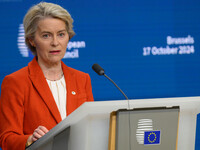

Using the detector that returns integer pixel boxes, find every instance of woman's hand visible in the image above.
[26,126,49,146]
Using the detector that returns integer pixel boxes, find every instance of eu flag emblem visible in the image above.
[144,130,161,145]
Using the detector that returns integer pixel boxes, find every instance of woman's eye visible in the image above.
[59,33,65,37]
[42,34,50,38]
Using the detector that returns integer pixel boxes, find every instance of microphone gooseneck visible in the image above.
[92,63,130,108]
[103,74,129,100]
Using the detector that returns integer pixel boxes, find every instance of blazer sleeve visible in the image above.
[0,75,30,150]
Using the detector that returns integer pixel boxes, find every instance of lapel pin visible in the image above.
[72,91,76,95]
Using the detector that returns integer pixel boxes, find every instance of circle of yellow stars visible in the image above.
[148,132,157,143]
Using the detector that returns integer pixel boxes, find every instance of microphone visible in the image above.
[92,64,132,149]
[92,64,129,101]
[92,64,105,76]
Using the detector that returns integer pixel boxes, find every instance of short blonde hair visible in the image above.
[23,2,75,55]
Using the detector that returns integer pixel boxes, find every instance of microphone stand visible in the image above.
[103,73,132,150]
[92,63,132,150]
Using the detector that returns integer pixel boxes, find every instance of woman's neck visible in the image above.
[43,67,63,81]
[37,59,63,81]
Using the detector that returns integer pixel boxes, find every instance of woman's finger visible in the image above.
[32,126,49,141]
[38,126,49,134]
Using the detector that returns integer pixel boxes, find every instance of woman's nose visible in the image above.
[51,36,59,46]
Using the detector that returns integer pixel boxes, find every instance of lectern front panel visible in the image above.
[116,107,179,150]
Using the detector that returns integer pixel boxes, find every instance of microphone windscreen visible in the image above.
[92,64,105,76]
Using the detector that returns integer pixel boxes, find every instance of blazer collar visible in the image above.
[28,57,62,123]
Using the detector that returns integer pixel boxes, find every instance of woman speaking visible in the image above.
[0,2,94,150]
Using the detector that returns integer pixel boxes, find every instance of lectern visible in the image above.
[26,97,200,150]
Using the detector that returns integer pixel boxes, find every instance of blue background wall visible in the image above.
[0,0,200,149]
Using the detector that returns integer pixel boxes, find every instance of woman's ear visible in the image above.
[28,38,35,47]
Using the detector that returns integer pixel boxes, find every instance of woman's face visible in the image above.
[29,17,69,66]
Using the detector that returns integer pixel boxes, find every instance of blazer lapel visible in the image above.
[28,58,62,123]
[62,62,77,115]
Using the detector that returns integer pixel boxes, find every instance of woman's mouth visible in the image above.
[49,50,61,54]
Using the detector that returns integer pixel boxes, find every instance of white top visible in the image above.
[46,76,67,120]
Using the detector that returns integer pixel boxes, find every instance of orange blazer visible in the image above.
[0,57,94,150]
